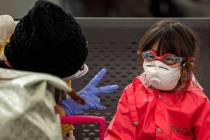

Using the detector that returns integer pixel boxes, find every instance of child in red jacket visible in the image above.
[105,20,210,140]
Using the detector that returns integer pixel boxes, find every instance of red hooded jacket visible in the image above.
[105,75,210,140]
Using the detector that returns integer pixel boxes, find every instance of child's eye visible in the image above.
[143,52,155,61]
[147,54,155,61]
[164,56,177,64]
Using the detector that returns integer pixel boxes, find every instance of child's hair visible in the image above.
[137,20,199,87]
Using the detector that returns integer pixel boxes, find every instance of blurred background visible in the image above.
[1,0,210,18]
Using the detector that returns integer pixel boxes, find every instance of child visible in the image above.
[105,20,210,140]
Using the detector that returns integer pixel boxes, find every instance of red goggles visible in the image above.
[142,49,183,65]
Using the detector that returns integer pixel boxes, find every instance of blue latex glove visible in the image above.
[61,68,119,115]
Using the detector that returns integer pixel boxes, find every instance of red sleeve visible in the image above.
[105,85,137,140]
[194,98,210,140]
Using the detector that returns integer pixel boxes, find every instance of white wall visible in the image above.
[0,0,61,19]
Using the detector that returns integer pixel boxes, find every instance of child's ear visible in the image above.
[181,66,188,81]
[180,61,195,83]
[188,62,195,70]
[136,50,141,56]
[187,57,196,70]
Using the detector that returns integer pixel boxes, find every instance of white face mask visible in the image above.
[63,64,89,80]
[143,60,181,91]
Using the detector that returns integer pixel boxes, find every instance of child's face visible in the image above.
[142,42,183,91]
[143,42,182,68]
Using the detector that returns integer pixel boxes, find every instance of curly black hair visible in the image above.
[4,0,88,78]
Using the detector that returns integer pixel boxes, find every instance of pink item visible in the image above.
[61,115,106,140]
